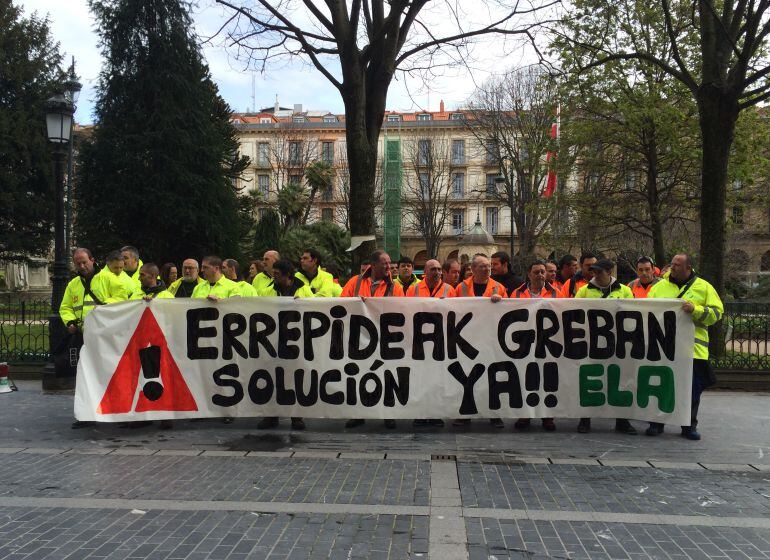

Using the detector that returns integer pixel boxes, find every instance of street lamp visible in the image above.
[495,168,516,261]
[42,64,81,392]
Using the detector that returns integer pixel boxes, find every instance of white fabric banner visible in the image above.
[74,298,694,424]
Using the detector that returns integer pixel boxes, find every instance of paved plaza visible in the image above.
[0,381,769,559]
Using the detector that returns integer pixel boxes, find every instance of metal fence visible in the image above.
[712,301,770,373]
[0,294,51,362]
[0,294,769,372]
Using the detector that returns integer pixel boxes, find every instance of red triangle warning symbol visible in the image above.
[97,307,198,414]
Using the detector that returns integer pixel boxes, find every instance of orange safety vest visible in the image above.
[511,282,561,298]
[628,277,660,298]
[341,274,404,297]
[453,277,507,298]
[407,281,454,298]
[560,277,588,298]
[550,280,563,292]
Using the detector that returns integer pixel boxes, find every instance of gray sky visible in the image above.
[18,0,541,123]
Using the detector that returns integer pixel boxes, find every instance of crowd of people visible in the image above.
[60,245,722,441]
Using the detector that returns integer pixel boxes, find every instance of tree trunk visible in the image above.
[696,87,739,296]
[343,96,379,269]
[645,131,667,267]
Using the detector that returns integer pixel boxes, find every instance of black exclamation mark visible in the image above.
[139,345,163,401]
[525,362,540,407]
[543,362,559,408]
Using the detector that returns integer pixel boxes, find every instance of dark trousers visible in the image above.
[650,359,713,431]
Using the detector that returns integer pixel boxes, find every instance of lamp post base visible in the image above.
[41,360,75,393]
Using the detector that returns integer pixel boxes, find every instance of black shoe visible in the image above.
[542,418,556,431]
[71,420,95,429]
[429,419,445,427]
[452,418,471,427]
[128,421,153,429]
[413,419,429,427]
[384,419,396,429]
[291,417,305,430]
[615,420,637,435]
[645,423,664,436]
[681,427,701,441]
[159,420,173,430]
[490,418,504,428]
[514,419,531,430]
[345,419,365,428]
[577,418,591,433]
[222,417,234,424]
[257,417,279,429]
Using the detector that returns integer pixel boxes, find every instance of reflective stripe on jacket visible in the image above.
[511,282,561,298]
[59,270,129,329]
[407,281,454,298]
[628,277,660,298]
[453,277,506,298]
[341,274,404,297]
[296,268,338,297]
[648,275,723,360]
[192,276,242,298]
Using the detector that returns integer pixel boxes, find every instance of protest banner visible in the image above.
[74,298,694,424]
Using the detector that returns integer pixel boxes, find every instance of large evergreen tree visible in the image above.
[0,1,61,258]
[76,0,249,264]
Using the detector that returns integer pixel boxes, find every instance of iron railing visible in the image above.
[712,301,770,373]
[0,294,51,362]
[0,294,768,372]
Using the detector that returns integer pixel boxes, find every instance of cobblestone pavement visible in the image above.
[0,381,769,559]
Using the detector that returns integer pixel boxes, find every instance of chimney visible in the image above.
[440,99,445,113]
[294,103,303,114]
[274,94,279,113]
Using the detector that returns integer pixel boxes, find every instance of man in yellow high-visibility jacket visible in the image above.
[120,245,143,290]
[256,259,313,431]
[574,259,637,436]
[647,253,723,440]
[60,248,130,333]
[296,248,339,297]
[252,250,279,294]
[60,248,129,430]
[168,258,205,297]
[192,256,242,300]
[129,263,175,300]
[100,249,137,297]
[223,258,258,296]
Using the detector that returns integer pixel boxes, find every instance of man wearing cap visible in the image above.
[628,256,660,298]
[646,253,723,440]
[574,258,636,435]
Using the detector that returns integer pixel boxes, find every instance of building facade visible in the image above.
[231,101,520,267]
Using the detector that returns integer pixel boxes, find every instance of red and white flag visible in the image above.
[544,104,560,198]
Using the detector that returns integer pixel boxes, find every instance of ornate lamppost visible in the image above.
[42,65,81,392]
